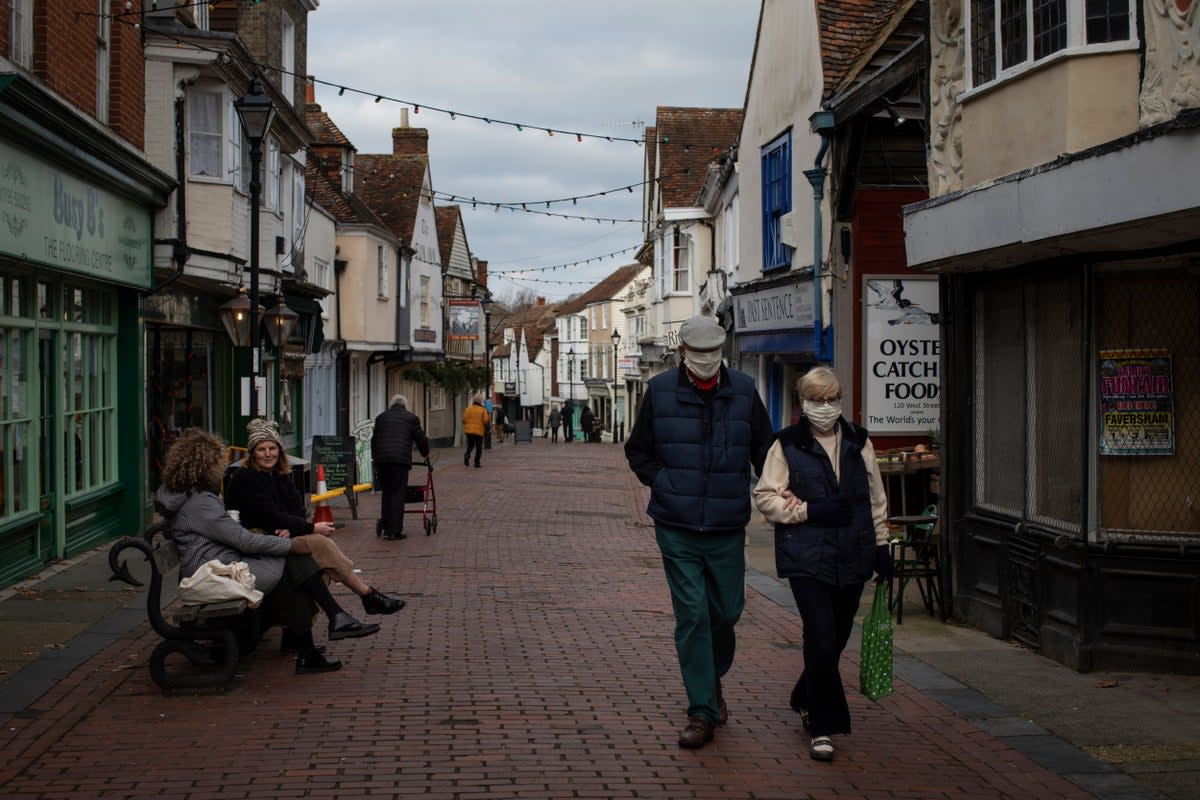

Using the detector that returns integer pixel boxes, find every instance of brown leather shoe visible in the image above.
[677,715,716,749]
[716,683,728,725]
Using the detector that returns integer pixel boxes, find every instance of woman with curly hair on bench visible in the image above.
[154,428,379,675]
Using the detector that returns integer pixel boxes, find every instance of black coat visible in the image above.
[371,403,430,466]
[224,465,312,536]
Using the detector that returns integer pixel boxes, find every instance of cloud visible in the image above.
[308,1,757,300]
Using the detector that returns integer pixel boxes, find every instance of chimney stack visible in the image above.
[305,76,316,105]
[536,296,546,306]
[392,119,429,157]
[476,259,488,288]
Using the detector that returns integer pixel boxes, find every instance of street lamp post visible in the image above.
[222,78,275,418]
[566,344,574,440]
[610,328,621,442]
[479,290,493,448]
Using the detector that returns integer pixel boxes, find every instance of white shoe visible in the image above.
[809,736,834,761]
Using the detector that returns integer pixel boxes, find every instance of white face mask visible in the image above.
[803,399,842,432]
[684,349,723,379]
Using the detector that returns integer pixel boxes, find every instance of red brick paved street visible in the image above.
[0,439,1091,799]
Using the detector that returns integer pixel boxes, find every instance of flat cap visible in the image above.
[678,314,726,350]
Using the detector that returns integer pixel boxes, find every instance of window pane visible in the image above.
[188,91,223,178]
[1028,276,1083,527]
[1097,271,1199,534]
[1086,0,1129,43]
[974,283,1026,513]
[1000,0,1028,69]
[971,0,997,84]
[1033,0,1067,59]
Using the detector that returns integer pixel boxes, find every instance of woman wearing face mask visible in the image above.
[753,366,892,762]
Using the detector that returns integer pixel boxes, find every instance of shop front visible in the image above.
[0,77,171,585]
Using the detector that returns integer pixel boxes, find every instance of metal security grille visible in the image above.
[1095,266,1200,538]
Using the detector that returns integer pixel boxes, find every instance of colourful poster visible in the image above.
[1099,348,1174,456]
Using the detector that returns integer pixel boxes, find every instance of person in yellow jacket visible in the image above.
[462,394,491,468]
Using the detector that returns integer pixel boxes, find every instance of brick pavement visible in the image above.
[0,439,1093,799]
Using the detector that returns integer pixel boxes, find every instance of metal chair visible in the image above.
[887,505,944,624]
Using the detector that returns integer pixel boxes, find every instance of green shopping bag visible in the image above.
[859,582,894,701]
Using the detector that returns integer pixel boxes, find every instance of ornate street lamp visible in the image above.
[221,78,276,417]
[610,328,621,441]
[262,296,299,347]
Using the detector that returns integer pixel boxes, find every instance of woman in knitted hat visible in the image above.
[225,419,404,651]
[155,428,357,674]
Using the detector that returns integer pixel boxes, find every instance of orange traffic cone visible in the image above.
[313,464,334,525]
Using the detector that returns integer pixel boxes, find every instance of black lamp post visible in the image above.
[567,344,574,439]
[220,78,275,418]
[610,328,621,441]
[478,289,493,448]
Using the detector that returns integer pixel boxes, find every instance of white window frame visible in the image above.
[187,88,225,180]
[671,228,691,294]
[419,275,430,324]
[292,160,305,241]
[95,0,111,124]
[377,245,389,299]
[280,12,296,105]
[963,0,1137,94]
[342,148,354,194]
[10,0,32,69]
[192,0,210,30]
[266,138,281,210]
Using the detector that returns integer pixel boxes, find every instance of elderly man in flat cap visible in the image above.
[624,313,773,749]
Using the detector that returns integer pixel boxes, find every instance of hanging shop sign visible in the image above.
[733,281,815,334]
[1099,348,1174,456]
[861,276,941,434]
[448,299,481,341]
[0,138,151,288]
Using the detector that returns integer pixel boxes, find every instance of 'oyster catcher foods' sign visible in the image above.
[862,276,941,435]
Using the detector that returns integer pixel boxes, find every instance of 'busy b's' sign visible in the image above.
[862,277,941,434]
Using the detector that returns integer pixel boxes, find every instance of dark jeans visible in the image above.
[787,577,866,736]
[562,423,572,441]
[376,463,412,537]
[464,434,483,465]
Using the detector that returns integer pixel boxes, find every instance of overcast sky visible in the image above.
[307,1,759,302]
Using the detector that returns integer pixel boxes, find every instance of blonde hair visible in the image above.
[161,428,228,493]
[797,366,842,400]
[242,440,292,475]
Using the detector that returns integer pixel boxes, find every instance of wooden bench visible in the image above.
[108,522,262,692]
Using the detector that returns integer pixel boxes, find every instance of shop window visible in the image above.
[147,329,212,483]
[1096,269,1199,537]
[973,275,1084,530]
[0,325,33,517]
[974,283,1026,515]
[430,386,446,411]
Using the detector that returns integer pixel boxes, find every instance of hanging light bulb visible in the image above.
[338,86,345,96]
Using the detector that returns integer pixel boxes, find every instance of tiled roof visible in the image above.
[434,205,461,266]
[354,154,428,243]
[817,0,909,99]
[654,107,742,208]
[305,103,353,149]
[305,153,391,230]
[555,263,645,316]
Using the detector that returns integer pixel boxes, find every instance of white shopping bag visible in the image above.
[178,559,264,607]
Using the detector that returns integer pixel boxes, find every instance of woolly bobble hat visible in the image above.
[246,418,283,451]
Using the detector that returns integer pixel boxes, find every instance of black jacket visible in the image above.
[371,403,430,466]
[224,465,312,536]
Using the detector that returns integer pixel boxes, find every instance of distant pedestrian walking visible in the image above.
[624,314,773,750]
[579,406,596,442]
[462,394,490,468]
[562,400,574,442]
[548,405,562,442]
[753,366,892,762]
[371,395,431,540]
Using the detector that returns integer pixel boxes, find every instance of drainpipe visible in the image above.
[145,91,191,296]
[803,110,836,362]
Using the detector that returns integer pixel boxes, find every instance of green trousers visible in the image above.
[655,523,746,723]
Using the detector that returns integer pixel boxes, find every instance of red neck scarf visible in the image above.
[686,368,719,391]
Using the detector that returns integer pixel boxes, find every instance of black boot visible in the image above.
[280,629,326,655]
[361,588,406,615]
[328,611,381,640]
[296,649,343,674]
